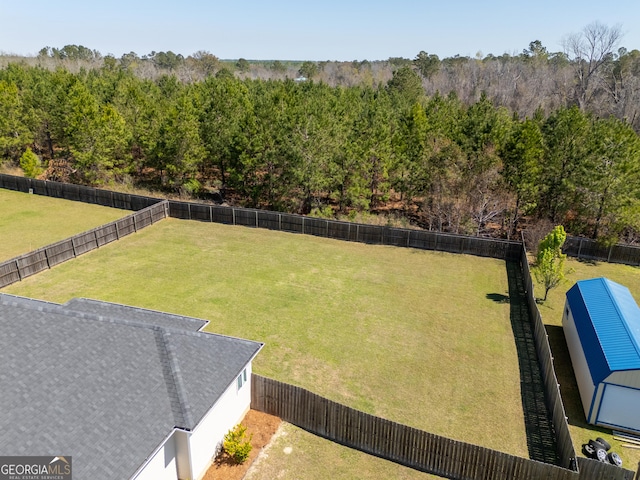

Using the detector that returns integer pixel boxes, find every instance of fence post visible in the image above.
[407,230,410,248]
[255,210,258,228]
[209,206,213,223]
[94,230,99,248]
[302,217,305,235]
[578,238,583,257]
[15,259,22,281]
[608,245,613,263]
[279,213,282,231]
[356,224,360,243]
[232,208,236,226]
[188,203,191,220]
[133,214,138,232]
[326,219,329,238]
[115,222,120,240]
[71,237,77,257]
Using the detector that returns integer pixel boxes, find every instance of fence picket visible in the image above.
[2,176,640,479]
[251,374,635,479]
[0,200,169,289]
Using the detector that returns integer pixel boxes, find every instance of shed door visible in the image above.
[597,384,640,433]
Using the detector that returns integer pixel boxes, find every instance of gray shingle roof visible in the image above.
[0,293,262,480]
[63,297,208,331]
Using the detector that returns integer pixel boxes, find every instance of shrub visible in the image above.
[309,205,334,219]
[19,148,43,178]
[223,424,253,464]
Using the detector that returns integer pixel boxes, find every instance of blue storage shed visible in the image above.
[563,277,640,434]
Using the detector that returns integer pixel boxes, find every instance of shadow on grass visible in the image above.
[486,293,509,303]
[545,325,609,436]
[575,257,600,266]
[505,261,560,465]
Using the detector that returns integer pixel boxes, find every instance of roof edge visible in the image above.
[67,297,210,330]
[599,278,640,359]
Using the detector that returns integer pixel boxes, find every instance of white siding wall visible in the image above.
[189,362,253,480]
[132,433,178,480]
[563,303,596,420]
[597,384,640,433]
[607,370,640,389]
[174,430,191,480]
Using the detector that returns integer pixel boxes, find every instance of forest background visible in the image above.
[1,22,640,243]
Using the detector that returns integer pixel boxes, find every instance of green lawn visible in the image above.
[0,189,127,261]
[534,257,640,469]
[4,218,527,464]
[245,422,441,480]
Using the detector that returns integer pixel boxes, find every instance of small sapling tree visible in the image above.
[534,225,567,301]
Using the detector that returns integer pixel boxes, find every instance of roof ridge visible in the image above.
[0,293,62,310]
[599,278,640,359]
[155,329,195,430]
[66,298,209,329]
[575,278,640,374]
[67,309,194,334]
[60,305,264,347]
[0,294,262,347]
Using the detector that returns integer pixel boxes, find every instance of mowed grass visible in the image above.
[4,219,525,451]
[244,422,444,480]
[534,258,640,468]
[0,189,127,260]
[4,218,528,475]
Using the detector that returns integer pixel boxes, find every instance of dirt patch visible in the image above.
[201,409,281,480]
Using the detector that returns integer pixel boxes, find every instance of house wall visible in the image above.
[189,363,253,480]
[174,430,191,480]
[562,302,596,420]
[131,432,177,480]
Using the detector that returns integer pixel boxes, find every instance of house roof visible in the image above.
[566,277,640,384]
[0,293,263,480]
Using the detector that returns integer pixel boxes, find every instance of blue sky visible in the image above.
[1,0,639,60]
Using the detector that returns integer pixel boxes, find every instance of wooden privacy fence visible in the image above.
[520,241,577,470]
[5,172,640,265]
[1,174,638,477]
[563,236,640,266]
[0,173,520,260]
[167,200,523,261]
[0,174,162,211]
[518,238,636,480]
[0,201,168,289]
[252,374,634,480]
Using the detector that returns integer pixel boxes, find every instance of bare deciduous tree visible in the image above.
[563,21,623,109]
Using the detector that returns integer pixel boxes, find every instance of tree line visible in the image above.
[6,23,637,131]
[1,24,640,243]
